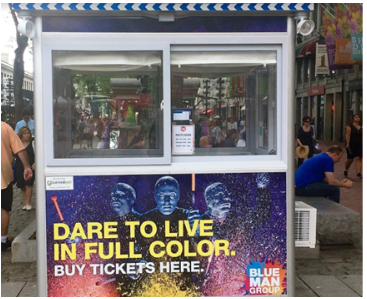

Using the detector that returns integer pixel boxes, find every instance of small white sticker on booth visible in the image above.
[46,177,74,190]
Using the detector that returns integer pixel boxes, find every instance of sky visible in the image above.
[1,3,33,73]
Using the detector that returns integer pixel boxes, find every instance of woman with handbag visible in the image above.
[15,126,35,210]
[296,116,317,167]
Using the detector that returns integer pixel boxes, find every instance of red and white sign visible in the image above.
[237,76,245,95]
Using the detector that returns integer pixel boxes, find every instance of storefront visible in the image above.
[13,3,313,297]
[347,78,363,121]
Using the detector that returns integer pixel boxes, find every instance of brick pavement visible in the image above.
[1,141,362,296]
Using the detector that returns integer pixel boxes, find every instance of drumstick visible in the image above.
[51,196,64,222]
[191,173,195,207]
[51,196,76,243]
[95,277,116,286]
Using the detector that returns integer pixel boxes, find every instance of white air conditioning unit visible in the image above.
[295,201,317,248]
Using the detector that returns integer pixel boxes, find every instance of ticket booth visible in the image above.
[13,3,314,296]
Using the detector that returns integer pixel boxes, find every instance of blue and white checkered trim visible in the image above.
[12,3,313,11]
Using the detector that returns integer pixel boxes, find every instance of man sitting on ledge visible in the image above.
[295,145,353,203]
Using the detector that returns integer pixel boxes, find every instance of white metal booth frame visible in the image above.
[14,3,313,297]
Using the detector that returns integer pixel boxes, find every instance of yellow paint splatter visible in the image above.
[128,272,202,297]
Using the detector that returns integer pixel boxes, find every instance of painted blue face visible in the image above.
[111,187,134,217]
[154,183,180,215]
[206,184,231,218]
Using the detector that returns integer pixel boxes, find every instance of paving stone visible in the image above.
[12,219,37,263]
[294,276,318,297]
[320,258,345,263]
[325,263,357,275]
[299,275,360,297]
[1,282,25,297]
[18,282,38,297]
[337,275,362,296]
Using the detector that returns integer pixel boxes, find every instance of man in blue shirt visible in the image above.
[295,145,353,203]
[15,109,35,137]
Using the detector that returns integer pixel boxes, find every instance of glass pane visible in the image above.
[170,50,277,156]
[52,51,163,159]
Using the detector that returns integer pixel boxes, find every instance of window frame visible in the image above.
[170,44,282,162]
[41,32,288,168]
[42,35,171,166]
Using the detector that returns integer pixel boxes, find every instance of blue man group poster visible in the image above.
[46,172,287,296]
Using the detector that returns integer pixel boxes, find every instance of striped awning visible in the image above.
[12,3,313,11]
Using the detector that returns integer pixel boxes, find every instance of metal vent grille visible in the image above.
[295,201,317,248]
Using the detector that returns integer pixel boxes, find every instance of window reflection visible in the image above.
[170,50,277,156]
[52,51,163,159]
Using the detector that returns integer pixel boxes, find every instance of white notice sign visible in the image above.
[172,125,195,155]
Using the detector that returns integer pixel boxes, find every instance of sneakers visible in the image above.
[357,173,362,179]
[343,170,348,177]
[22,205,32,210]
[1,237,13,252]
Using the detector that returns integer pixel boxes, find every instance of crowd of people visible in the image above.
[195,115,246,149]
[73,113,148,150]
[71,113,247,151]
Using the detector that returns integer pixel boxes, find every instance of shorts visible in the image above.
[1,183,13,212]
[346,146,362,159]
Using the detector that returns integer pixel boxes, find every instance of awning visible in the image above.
[296,40,317,58]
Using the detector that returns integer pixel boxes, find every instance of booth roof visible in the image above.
[12,3,313,13]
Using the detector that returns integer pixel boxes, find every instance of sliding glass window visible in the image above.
[170,49,278,156]
[52,50,164,159]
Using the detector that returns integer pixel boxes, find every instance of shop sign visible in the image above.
[351,33,363,61]
[172,125,195,155]
[45,173,287,296]
[307,85,325,96]
[349,79,363,91]
[315,43,329,75]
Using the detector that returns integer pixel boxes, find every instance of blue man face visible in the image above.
[154,179,180,215]
[205,183,231,219]
[110,184,135,217]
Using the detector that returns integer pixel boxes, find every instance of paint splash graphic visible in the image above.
[235,259,287,296]
[126,272,202,297]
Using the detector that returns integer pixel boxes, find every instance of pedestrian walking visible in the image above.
[1,122,33,252]
[14,109,35,137]
[15,126,36,210]
[344,114,363,179]
[296,116,316,167]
